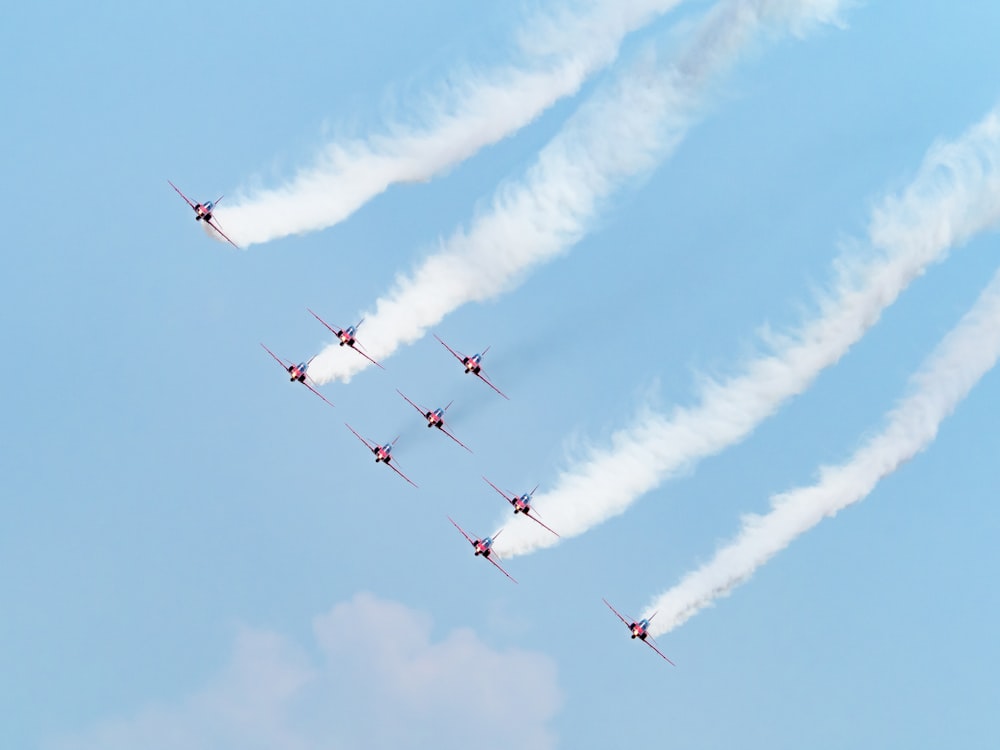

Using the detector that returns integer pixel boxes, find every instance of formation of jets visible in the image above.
[171,182,673,667]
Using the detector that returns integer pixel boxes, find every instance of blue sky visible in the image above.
[4,1,1000,748]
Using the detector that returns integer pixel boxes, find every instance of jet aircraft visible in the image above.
[168,180,239,248]
[434,334,509,399]
[260,343,335,407]
[603,598,675,665]
[345,424,418,488]
[448,517,517,583]
[483,477,558,536]
[308,308,384,369]
[397,390,471,452]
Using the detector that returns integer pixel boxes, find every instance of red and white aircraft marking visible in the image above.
[434,334,509,399]
[603,598,675,665]
[397,390,472,453]
[308,308,384,369]
[168,180,238,249]
[260,343,335,408]
[448,517,517,583]
[345,424,418,488]
[483,477,558,537]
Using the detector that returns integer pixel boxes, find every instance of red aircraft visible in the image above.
[603,599,675,665]
[397,390,472,453]
[308,308,384,369]
[168,180,239,248]
[448,517,516,583]
[483,477,558,537]
[345,423,418,488]
[434,334,509,400]
[260,343,335,408]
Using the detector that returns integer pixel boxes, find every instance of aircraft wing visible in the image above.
[345,423,377,452]
[260,342,292,371]
[475,370,510,400]
[483,476,516,507]
[300,380,335,408]
[206,217,239,249]
[397,389,427,417]
[348,342,385,370]
[447,516,477,548]
[308,308,342,337]
[603,598,633,629]
[168,180,196,210]
[642,636,676,666]
[485,554,518,584]
[386,458,419,488]
[434,334,466,364]
[523,509,559,537]
[438,425,472,453]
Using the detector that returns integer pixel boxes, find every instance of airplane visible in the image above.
[447,517,517,583]
[397,390,472,453]
[260,343,335,408]
[308,308,384,369]
[483,477,558,537]
[433,334,509,400]
[168,180,239,249]
[602,598,675,665]
[345,423,418,488]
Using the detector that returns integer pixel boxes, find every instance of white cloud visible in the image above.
[48,594,562,750]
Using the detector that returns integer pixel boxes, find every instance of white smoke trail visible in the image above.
[309,0,849,383]
[644,263,1000,635]
[216,0,688,247]
[494,105,1000,558]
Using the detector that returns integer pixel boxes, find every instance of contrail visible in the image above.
[493,105,1000,558]
[644,262,1000,635]
[215,0,689,247]
[309,0,849,384]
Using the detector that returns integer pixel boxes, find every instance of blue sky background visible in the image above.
[3,1,1000,748]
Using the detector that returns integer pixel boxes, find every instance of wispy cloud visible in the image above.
[309,0,849,384]
[47,594,562,750]
[494,104,1000,558]
[216,0,690,247]
[644,262,1000,635]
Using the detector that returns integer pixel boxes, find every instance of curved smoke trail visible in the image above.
[493,105,1000,558]
[308,0,849,384]
[216,0,689,247]
[644,262,1000,634]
